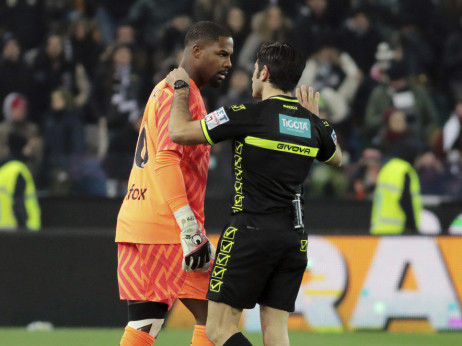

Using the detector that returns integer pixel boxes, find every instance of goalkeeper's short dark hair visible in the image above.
[184,21,231,47]
[256,42,306,93]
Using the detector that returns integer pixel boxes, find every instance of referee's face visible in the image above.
[198,36,233,88]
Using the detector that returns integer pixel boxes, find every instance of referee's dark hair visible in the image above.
[256,42,306,92]
[184,21,231,47]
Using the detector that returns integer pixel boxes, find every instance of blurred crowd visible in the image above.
[1,0,462,200]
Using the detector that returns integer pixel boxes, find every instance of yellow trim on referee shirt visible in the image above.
[244,136,319,157]
[323,150,337,163]
[200,119,215,145]
[269,96,298,103]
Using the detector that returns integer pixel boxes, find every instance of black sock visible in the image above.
[223,332,253,346]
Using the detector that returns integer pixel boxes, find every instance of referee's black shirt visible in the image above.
[200,95,337,214]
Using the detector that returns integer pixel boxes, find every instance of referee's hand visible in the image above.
[296,85,320,116]
[166,67,190,88]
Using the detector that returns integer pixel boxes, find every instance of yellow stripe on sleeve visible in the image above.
[200,119,215,145]
[323,150,337,163]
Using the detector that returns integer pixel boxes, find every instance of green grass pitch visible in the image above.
[0,328,461,346]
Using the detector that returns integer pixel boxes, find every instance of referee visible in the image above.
[166,42,342,346]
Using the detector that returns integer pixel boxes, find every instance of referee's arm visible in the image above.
[297,85,342,167]
[323,144,343,167]
[166,68,208,145]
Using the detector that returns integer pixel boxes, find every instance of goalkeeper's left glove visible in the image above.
[174,205,214,272]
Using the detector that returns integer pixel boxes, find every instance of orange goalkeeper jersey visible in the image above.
[115,79,210,244]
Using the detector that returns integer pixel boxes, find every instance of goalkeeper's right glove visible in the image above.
[174,205,214,272]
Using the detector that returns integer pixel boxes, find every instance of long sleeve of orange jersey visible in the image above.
[154,150,189,213]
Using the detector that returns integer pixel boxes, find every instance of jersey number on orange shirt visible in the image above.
[135,125,149,169]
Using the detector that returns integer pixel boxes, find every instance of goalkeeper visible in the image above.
[115,21,233,346]
[166,42,342,346]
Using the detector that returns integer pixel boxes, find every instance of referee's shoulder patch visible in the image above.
[331,129,338,145]
[204,107,229,130]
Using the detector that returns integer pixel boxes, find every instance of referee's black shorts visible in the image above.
[206,211,308,312]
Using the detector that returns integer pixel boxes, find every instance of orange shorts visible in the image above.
[117,242,210,309]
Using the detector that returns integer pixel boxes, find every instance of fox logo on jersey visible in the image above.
[126,184,147,200]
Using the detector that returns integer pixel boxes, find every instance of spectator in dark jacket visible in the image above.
[0,33,32,119]
[92,44,142,197]
[32,34,90,124]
